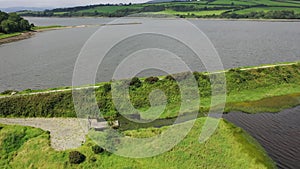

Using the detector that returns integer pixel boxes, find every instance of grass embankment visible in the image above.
[19,0,300,19]
[0,33,22,40]
[31,25,65,31]
[1,62,299,119]
[0,25,64,44]
[0,118,275,169]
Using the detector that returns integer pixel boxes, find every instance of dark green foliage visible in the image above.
[0,63,299,120]
[2,129,26,153]
[165,75,176,81]
[1,90,18,95]
[0,92,75,117]
[92,145,104,154]
[103,83,111,93]
[221,10,300,19]
[0,11,32,34]
[130,77,142,88]
[144,76,159,84]
[69,151,86,164]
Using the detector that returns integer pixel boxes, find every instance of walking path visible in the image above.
[0,118,89,150]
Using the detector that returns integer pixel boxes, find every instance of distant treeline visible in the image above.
[0,11,32,34]
[220,10,300,19]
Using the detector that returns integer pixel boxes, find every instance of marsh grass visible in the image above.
[0,118,275,169]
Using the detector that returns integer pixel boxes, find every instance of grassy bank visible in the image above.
[0,33,22,40]
[1,61,299,119]
[0,25,64,44]
[31,25,65,31]
[0,118,275,169]
[19,0,300,19]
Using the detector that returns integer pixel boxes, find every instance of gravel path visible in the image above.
[0,118,90,151]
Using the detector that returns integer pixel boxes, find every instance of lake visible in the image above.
[0,17,299,91]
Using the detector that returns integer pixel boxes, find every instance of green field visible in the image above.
[0,118,275,169]
[234,6,300,14]
[19,0,300,19]
[151,9,228,16]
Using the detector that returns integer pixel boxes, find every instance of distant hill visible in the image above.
[147,0,186,3]
[0,7,51,13]
[18,0,300,19]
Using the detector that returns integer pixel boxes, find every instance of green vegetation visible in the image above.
[19,0,300,19]
[0,11,32,34]
[0,118,275,168]
[31,25,64,31]
[0,62,300,120]
[69,151,86,164]
[0,32,21,40]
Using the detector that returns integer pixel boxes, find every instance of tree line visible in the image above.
[0,11,33,34]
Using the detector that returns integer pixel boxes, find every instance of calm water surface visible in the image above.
[0,17,299,91]
[224,106,300,169]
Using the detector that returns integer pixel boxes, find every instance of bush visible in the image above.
[92,145,104,154]
[1,90,18,95]
[103,83,111,93]
[69,151,86,164]
[145,76,159,84]
[165,75,175,81]
[129,77,142,88]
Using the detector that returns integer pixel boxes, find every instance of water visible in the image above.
[224,106,300,169]
[0,17,300,91]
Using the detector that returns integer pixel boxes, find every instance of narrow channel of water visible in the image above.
[224,106,300,169]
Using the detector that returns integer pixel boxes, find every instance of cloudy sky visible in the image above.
[0,0,148,8]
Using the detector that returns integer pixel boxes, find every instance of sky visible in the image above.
[0,0,148,8]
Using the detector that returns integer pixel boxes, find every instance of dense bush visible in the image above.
[165,75,176,81]
[0,11,32,34]
[103,83,111,93]
[1,90,18,95]
[69,151,86,164]
[92,145,104,154]
[145,76,159,84]
[130,77,142,88]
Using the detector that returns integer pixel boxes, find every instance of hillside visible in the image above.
[19,0,300,19]
[0,118,275,168]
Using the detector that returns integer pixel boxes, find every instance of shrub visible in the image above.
[145,76,159,84]
[129,77,142,88]
[92,145,104,154]
[165,75,175,81]
[1,90,18,95]
[69,151,86,164]
[103,83,111,93]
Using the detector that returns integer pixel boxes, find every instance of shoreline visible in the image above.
[0,22,141,45]
[24,15,300,22]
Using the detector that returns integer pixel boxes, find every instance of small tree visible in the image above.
[129,77,142,88]
[69,151,86,164]
[92,145,104,154]
[145,76,159,84]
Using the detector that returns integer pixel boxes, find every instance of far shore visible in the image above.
[24,15,300,22]
[0,22,141,45]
